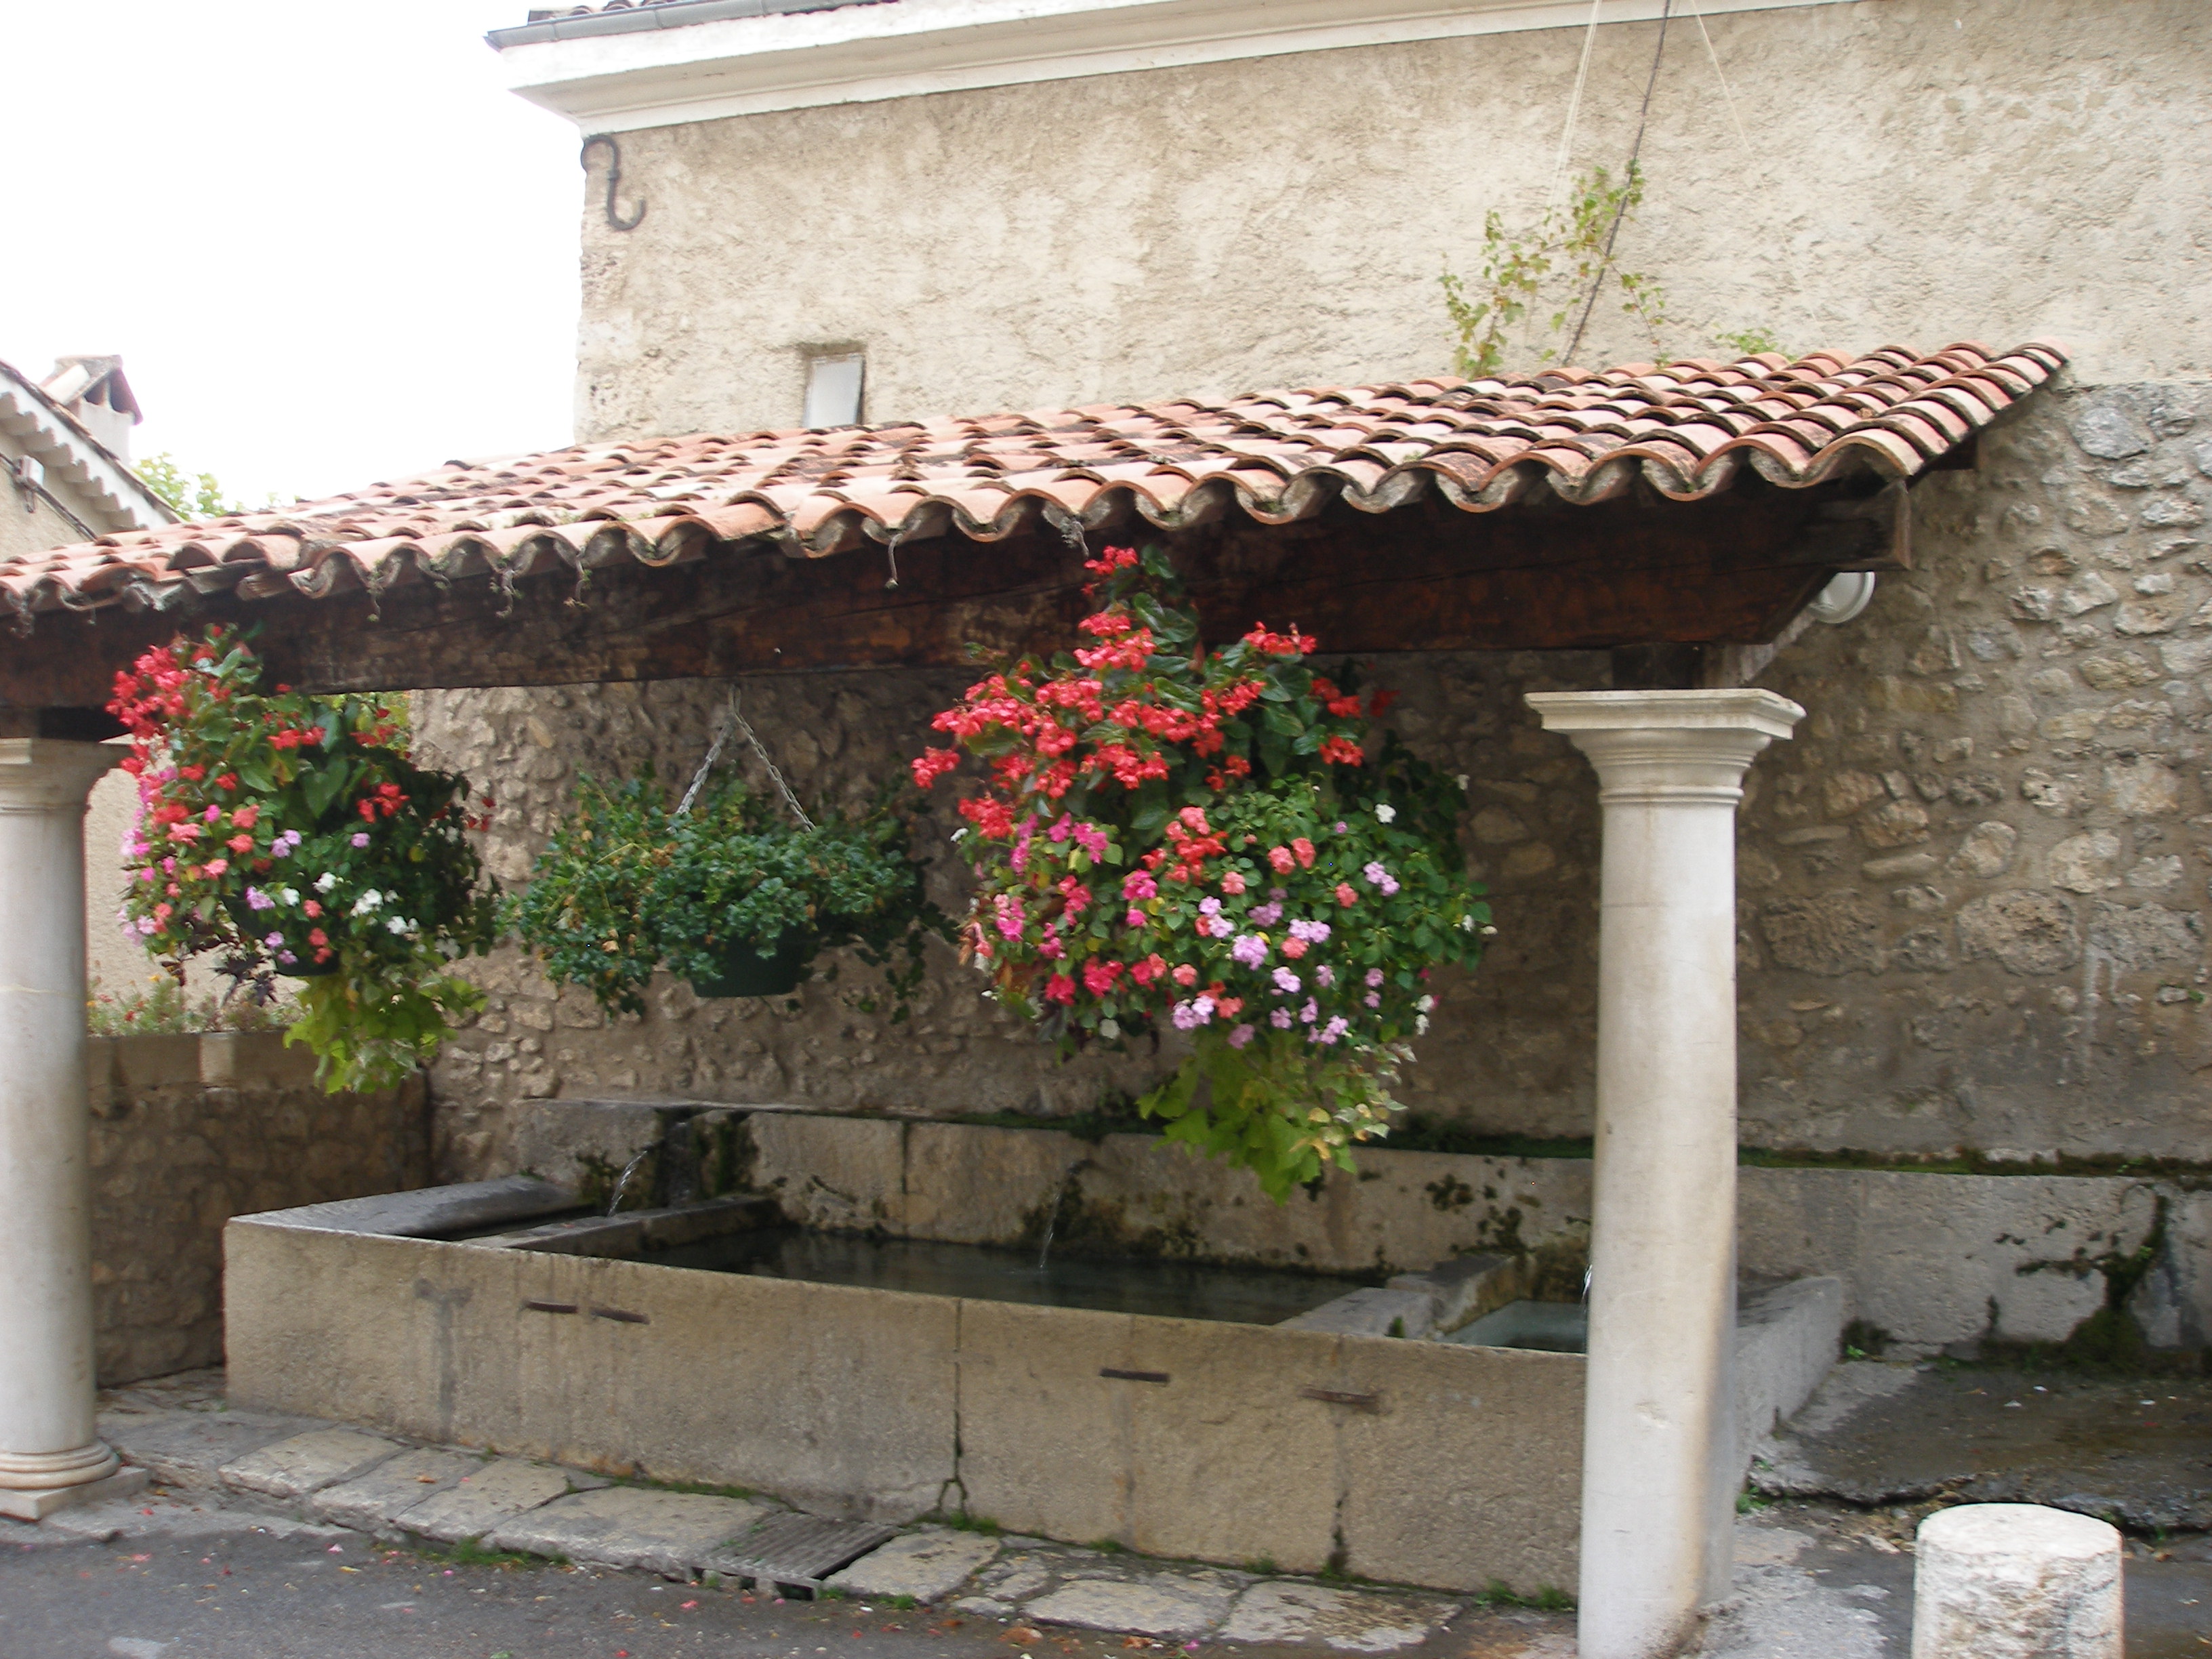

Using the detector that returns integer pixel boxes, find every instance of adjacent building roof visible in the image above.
[0,358,173,542]
[0,342,2061,626]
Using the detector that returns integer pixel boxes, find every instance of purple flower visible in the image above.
[276,950,298,966]
[1300,998,1319,1025]
[1363,861,1400,896]
[1249,901,1283,927]
[1228,1023,1256,1049]
[1171,999,1214,1031]
[1364,991,1381,1008]
[1192,996,1215,1022]
[135,916,158,937]
[1313,1016,1350,1046]
[1315,964,1335,989]
[1288,919,1331,944]
[264,932,284,949]
[245,886,274,912]
[1231,935,1268,968]
[1205,914,1235,939]
[1272,966,1300,995]
[1269,1007,1294,1029]
[1366,968,1385,988]
[351,832,371,848]
[1198,895,1222,917]
[1334,821,1348,833]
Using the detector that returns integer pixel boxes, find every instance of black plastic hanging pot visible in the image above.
[689,930,813,998]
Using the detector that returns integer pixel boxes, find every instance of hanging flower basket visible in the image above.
[509,761,942,1017]
[914,544,1493,1200]
[106,628,499,1092]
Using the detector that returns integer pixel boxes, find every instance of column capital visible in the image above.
[0,739,123,812]
[1526,690,1803,807]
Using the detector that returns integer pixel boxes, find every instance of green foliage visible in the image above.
[87,973,287,1036]
[133,451,273,519]
[509,770,943,1017]
[1715,325,1784,358]
[1441,164,1666,376]
[107,627,498,1092]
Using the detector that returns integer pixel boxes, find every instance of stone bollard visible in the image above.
[1912,1504,2123,1659]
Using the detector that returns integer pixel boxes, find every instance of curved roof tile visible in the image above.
[0,342,2062,623]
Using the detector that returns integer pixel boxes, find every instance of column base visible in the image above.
[0,1463,148,1521]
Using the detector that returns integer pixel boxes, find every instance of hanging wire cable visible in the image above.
[1546,0,1608,210]
[676,689,817,830]
[1563,0,1673,365]
[1685,0,1809,348]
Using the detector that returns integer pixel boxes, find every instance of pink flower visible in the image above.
[1221,870,1246,895]
[1291,838,1315,868]
[203,804,222,823]
[1172,963,1199,987]
[994,894,1025,941]
[1336,883,1358,907]
[1267,846,1294,874]
[1272,966,1300,995]
[202,858,228,877]
[228,834,254,853]
[232,804,260,829]
[1121,870,1158,901]
[1044,974,1077,1006]
[351,832,371,848]
[1228,1023,1256,1049]
[1126,907,1147,927]
[1281,935,1308,960]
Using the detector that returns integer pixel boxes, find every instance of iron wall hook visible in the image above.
[580,134,646,231]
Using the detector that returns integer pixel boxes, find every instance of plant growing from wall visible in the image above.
[106,628,498,1091]
[913,545,1494,1200]
[1441,164,1670,377]
[509,771,940,1017]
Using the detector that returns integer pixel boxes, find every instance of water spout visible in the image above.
[608,1145,655,1216]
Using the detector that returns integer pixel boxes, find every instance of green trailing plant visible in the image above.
[1441,164,1668,376]
[87,974,288,1037]
[508,770,942,1017]
[106,628,498,1091]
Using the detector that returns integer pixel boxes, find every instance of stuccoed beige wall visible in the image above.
[574,0,2207,439]
[418,0,2212,1176]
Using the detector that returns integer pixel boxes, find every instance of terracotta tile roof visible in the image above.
[0,342,2062,625]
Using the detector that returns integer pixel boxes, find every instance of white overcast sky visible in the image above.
[4,1,580,506]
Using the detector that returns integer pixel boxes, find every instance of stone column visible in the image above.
[1526,689,1803,1659]
[0,737,140,1521]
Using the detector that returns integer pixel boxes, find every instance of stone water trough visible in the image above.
[224,1105,1842,1595]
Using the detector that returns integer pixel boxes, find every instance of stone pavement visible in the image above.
[0,1368,1572,1658]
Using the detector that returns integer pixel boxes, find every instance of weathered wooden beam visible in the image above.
[0,481,1868,705]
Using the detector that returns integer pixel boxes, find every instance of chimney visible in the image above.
[41,356,142,463]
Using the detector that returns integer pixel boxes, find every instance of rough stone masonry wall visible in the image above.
[413,653,1613,1179]
[1738,383,2212,1160]
[89,1032,430,1385]
[416,384,2212,1179]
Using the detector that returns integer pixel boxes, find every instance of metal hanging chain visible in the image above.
[675,689,815,830]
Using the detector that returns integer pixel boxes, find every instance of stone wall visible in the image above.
[89,1031,430,1384]
[419,383,2212,1172]
[1738,384,2212,1159]
[413,649,1613,1176]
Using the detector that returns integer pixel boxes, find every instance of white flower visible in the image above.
[1099,1018,1120,1040]
[351,888,384,916]
[1416,1015,1431,1036]
[1416,994,1435,1013]
[1374,803,1396,824]
[950,827,968,843]
[386,915,413,935]
[1460,914,1475,931]
[281,886,300,906]
[1455,774,1470,792]
[1481,924,1498,937]
[314,872,338,893]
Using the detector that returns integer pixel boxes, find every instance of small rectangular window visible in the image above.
[803,351,865,428]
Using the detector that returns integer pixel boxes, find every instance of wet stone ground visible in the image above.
[1713,1360,2212,1658]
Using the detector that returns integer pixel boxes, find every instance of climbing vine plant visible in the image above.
[1441,164,1670,377]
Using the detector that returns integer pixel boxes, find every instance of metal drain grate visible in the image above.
[703,1514,899,1595]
